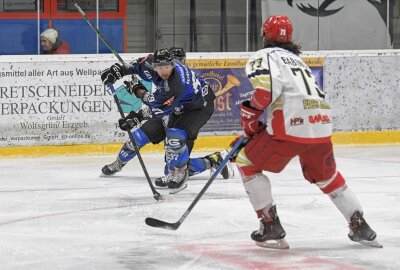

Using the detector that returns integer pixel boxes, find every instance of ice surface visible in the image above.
[0,145,399,270]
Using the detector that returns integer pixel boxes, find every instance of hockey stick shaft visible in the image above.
[72,1,161,201]
[72,0,140,86]
[72,0,126,67]
[108,84,161,200]
[145,136,247,230]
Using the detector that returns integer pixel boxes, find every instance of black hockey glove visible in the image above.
[123,80,147,99]
[101,63,127,85]
[118,111,144,131]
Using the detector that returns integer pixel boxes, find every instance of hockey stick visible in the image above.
[108,84,162,201]
[72,0,126,66]
[145,136,246,230]
[72,1,162,201]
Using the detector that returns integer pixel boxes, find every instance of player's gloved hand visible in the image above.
[124,80,147,99]
[101,63,127,85]
[229,136,249,162]
[240,100,264,138]
[118,111,144,131]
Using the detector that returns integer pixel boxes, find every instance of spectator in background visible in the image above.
[40,28,71,54]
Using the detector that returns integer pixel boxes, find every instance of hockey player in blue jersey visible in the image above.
[101,48,233,191]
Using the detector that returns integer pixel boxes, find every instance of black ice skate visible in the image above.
[348,211,382,248]
[168,166,189,194]
[101,158,127,176]
[251,205,289,249]
[154,175,171,189]
[206,150,234,179]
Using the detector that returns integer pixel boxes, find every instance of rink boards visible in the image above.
[1,130,400,157]
[1,51,400,157]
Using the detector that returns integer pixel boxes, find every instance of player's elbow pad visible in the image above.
[251,88,271,110]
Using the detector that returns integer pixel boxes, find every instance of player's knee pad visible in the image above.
[165,128,187,153]
[315,171,346,194]
[165,128,189,168]
[243,173,273,211]
[118,128,150,162]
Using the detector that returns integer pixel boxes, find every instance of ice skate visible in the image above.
[101,158,127,176]
[154,175,171,189]
[348,211,382,248]
[251,205,289,249]
[206,150,235,179]
[168,166,189,194]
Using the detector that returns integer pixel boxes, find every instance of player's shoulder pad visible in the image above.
[141,54,154,70]
[173,61,190,85]
[246,49,271,76]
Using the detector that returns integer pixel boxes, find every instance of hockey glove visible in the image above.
[118,111,144,131]
[124,80,147,99]
[101,63,127,85]
[240,100,264,138]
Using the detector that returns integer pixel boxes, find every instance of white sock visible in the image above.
[243,173,274,212]
[328,184,363,223]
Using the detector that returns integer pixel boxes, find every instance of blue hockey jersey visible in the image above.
[127,55,213,118]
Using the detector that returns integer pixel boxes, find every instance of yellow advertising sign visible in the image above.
[186,59,248,69]
[302,57,324,67]
[187,57,324,69]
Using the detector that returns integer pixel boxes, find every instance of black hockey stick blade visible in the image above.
[153,193,163,201]
[145,217,180,230]
[145,209,189,230]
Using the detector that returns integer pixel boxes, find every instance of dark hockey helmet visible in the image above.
[152,48,174,68]
[261,15,293,43]
[170,47,186,63]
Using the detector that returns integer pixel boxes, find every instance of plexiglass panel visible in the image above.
[1,0,399,55]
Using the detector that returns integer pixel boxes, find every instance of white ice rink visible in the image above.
[1,145,400,270]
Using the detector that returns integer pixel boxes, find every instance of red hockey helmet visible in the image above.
[262,15,293,43]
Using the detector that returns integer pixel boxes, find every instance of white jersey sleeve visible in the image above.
[245,47,332,143]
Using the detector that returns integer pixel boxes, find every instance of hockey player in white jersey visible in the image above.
[231,15,381,249]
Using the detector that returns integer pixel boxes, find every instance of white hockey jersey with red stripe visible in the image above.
[245,47,332,143]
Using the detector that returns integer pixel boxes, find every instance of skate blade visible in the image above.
[358,239,383,248]
[99,172,116,177]
[255,238,290,249]
[169,183,188,194]
[155,186,169,190]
